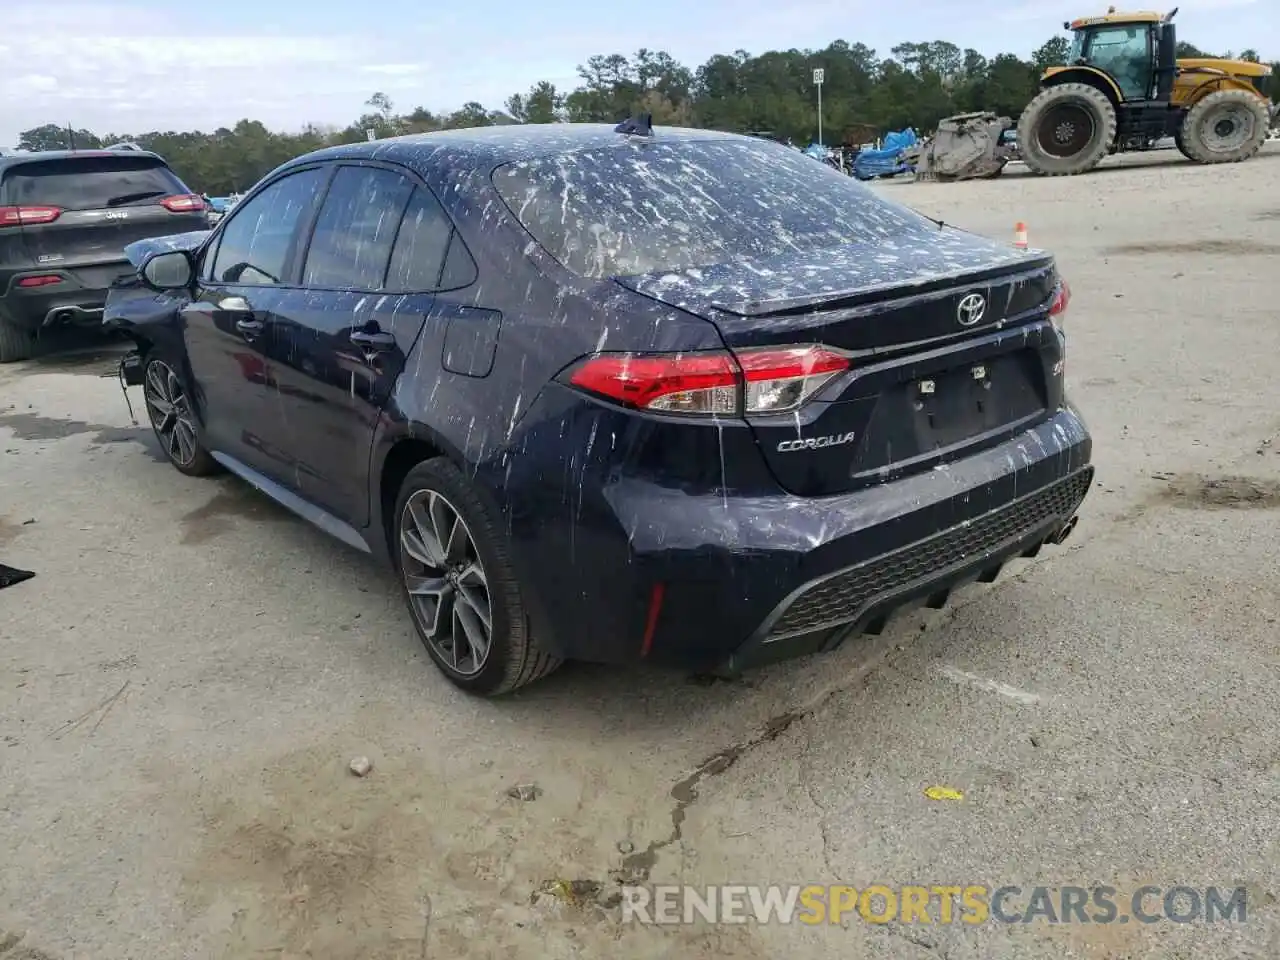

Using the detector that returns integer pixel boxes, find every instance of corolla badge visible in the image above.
[956,292,986,326]
[777,431,856,453]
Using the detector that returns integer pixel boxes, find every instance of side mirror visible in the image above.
[141,250,194,290]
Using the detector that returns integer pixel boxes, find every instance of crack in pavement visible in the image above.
[799,721,838,881]
[614,631,903,887]
[609,537,1094,892]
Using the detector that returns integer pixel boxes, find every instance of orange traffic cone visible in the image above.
[1013,222,1028,249]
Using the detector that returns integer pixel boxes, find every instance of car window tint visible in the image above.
[303,167,414,290]
[493,140,939,279]
[211,167,326,285]
[1,156,188,210]
[385,187,454,291]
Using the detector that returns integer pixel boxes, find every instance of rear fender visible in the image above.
[1041,66,1123,105]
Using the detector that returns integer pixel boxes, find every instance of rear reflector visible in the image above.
[0,205,62,228]
[161,194,205,212]
[16,275,62,288]
[566,344,850,417]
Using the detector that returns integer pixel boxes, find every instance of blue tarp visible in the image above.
[853,128,918,180]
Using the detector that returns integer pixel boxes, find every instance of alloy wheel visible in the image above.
[399,489,493,676]
[144,359,199,467]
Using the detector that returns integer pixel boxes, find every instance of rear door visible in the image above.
[182,165,330,480]
[1,154,208,291]
[270,163,441,526]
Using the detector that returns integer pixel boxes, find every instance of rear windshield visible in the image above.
[493,138,931,279]
[1,156,189,211]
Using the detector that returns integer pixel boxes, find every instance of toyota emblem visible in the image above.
[956,292,986,327]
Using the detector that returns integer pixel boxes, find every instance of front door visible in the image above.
[182,165,329,480]
[268,165,452,526]
[1086,25,1153,101]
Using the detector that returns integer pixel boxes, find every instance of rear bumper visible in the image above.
[502,404,1093,672]
[1,267,129,330]
[720,465,1090,672]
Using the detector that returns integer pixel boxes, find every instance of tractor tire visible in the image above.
[1178,89,1270,164]
[1173,131,1193,161]
[1017,83,1117,176]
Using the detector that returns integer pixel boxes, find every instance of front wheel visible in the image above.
[393,457,561,696]
[142,356,220,476]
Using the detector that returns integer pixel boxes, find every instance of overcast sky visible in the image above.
[1,0,1271,146]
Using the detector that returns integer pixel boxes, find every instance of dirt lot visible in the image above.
[2,146,1279,960]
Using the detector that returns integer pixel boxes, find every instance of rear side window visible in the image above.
[302,166,415,289]
[384,187,455,291]
[1,156,189,210]
[493,139,933,279]
[210,166,327,286]
[438,233,478,289]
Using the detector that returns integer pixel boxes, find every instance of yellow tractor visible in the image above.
[1017,7,1274,175]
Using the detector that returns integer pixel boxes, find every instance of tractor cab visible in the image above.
[1061,8,1177,102]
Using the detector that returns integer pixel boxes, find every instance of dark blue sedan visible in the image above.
[104,120,1092,696]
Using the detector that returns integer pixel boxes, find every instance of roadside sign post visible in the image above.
[366,128,377,142]
[812,68,825,146]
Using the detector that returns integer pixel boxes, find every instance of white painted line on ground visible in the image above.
[937,665,1043,705]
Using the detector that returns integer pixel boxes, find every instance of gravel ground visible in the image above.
[2,145,1279,959]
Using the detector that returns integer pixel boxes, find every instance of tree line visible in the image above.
[13,38,1277,196]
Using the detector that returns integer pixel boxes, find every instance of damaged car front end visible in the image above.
[104,230,210,387]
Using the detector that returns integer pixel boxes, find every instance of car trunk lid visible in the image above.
[616,235,1063,497]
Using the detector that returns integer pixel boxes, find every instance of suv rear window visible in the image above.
[1,156,189,211]
[493,139,923,279]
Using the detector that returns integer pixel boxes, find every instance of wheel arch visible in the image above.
[373,428,457,562]
[1041,68,1123,107]
[1183,73,1268,105]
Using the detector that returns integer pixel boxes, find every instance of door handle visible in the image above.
[235,317,264,337]
[349,328,396,351]
[218,295,253,313]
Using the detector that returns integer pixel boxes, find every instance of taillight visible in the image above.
[16,275,62,288]
[161,194,205,212]
[566,345,850,417]
[0,205,62,228]
[1048,279,1070,332]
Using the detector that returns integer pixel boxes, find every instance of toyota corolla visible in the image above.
[104,119,1093,696]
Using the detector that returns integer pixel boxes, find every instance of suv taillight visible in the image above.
[161,194,205,212]
[1048,279,1070,332]
[566,345,850,416]
[0,205,62,228]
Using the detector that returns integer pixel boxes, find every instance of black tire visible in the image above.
[1173,130,1194,161]
[142,354,220,476]
[393,457,561,696]
[0,318,37,364]
[1017,83,1117,176]
[1178,89,1270,164]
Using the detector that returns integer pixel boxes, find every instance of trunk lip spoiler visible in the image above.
[613,253,1057,319]
[702,256,1057,318]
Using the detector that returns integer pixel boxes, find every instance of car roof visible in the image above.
[280,123,754,178]
[0,149,168,173]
